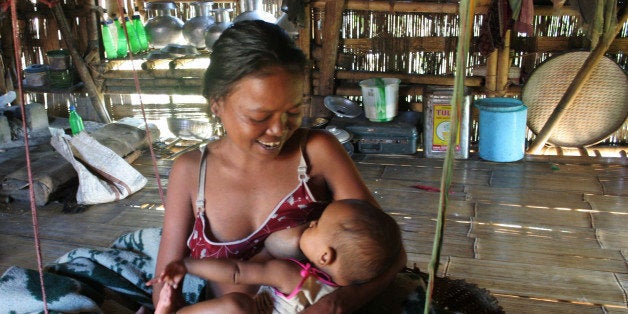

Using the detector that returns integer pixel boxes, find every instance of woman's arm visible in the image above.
[152,152,199,307]
[305,130,379,206]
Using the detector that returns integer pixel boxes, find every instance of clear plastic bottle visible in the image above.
[69,105,85,135]
[133,6,149,51]
[101,10,118,59]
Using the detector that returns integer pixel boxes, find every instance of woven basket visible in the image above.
[522,51,628,147]
[357,267,504,314]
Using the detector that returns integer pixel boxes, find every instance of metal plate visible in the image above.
[324,96,363,118]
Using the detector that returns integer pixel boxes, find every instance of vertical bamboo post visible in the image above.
[51,4,111,123]
[318,0,345,96]
[495,29,510,96]
[485,50,498,96]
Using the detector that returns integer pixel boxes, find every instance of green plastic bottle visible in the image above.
[124,14,142,54]
[69,105,85,135]
[101,10,118,59]
[132,6,149,51]
[114,15,128,58]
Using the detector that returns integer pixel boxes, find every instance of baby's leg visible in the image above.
[154,284,176,314]
[177,292,256,314]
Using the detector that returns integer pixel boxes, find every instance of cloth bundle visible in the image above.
[51,131,147,205]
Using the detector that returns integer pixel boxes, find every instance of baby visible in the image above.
[147,199,403,313]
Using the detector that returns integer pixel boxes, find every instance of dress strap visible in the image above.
[195,145,209,214]
[280,258,338,299]
[297,129,309,181]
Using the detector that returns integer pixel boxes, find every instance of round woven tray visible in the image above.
[522,51,628,147]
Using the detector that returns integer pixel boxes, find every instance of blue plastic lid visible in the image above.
[25,64,48,73]
[474,98,526,112]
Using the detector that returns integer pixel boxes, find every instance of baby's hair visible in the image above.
[331,199,402,285]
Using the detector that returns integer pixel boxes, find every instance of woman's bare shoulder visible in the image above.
[171,147,204,171]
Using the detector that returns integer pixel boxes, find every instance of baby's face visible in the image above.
[299,202,361,285]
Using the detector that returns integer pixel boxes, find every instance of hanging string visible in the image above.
[9,0,49,312]
[114,0,166,206]
[423,0,474,313]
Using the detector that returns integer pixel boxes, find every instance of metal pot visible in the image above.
[325,125,354,156]
[183,1,215,49]
[204,8,232,50]
[233,0,276,23]
[145,2,185,49]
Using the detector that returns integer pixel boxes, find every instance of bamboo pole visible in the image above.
[495,29,511,97]
[51,4,111,123]
[528,10,628,154]
[485,50,498,96]
[311,0,488,14]
[318,0,345,96]
[335,70,484,86]
[425,0,475,312]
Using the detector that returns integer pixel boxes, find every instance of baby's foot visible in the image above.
[154,284,176,314]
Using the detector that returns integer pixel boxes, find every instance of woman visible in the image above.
[153,20,406,313]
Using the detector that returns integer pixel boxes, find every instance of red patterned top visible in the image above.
[187,144,325,260]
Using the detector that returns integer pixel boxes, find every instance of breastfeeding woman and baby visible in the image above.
[148,20,406,313]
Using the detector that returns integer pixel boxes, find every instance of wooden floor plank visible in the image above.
[2,145,628,311]
[475,202,592,228]
[446,257,627,307]
[495,294,607,314]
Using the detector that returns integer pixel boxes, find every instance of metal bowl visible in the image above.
[167,117,222,140]
[324,96,363,118]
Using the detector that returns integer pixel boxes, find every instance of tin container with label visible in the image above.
[423,86,470,159]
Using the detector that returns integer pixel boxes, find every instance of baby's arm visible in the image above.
[150,257,302,295]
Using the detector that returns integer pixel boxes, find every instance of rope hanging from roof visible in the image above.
[7,0,49,312]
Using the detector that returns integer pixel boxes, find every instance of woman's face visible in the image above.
[213,67,305,158]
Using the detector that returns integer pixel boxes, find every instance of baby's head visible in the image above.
[299,199,402,286]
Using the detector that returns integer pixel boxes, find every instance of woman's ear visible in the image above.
[210,99,222,116]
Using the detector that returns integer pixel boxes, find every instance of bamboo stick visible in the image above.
[335,70,484,86]
[495,29,511,97]
[528,10,628,154]
[311,0,488,14]
[99,68,205,79]
[485,50,498,96]
[318,0,345,96]
[51,4,111,123]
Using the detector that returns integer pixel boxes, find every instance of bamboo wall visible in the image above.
[1,0,627,145]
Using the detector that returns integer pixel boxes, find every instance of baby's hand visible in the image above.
[146,260,187,289]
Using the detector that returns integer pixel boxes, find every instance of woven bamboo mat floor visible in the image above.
[0,147,626,313]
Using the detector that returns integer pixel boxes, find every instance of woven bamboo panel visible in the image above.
[495,295,608,314]
[474,202,592,228]
[446,256,627,308]
[523,51,628,147]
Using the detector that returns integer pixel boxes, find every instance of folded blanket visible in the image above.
[0,228,205,313]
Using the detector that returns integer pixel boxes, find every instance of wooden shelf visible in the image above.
[22,82,85,94]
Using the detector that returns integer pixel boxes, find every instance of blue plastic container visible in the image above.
[474,98,528,162]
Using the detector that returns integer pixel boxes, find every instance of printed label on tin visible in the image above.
[432,104,460,152]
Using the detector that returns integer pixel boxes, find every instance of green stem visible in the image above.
[423,1,473,313]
